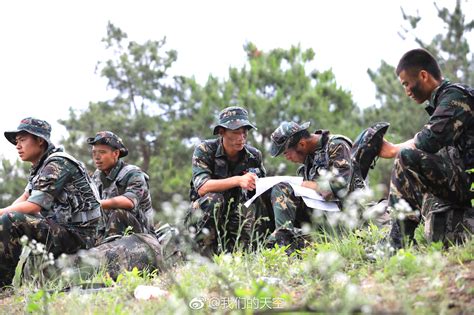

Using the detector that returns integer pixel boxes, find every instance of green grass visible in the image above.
[1,225,472,314]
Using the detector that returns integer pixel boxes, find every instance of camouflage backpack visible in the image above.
[20,225,183,285]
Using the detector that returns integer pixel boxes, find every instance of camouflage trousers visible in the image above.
[0,212,98,287]
[270,182,313,230]
[185,190,270,256]
[388,147,473,247]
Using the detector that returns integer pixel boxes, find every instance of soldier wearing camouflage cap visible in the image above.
[268,121,358,252]
[185,106,273,256]
[0,118,101,287]
[379,48,473,248]
[87,131,154,240]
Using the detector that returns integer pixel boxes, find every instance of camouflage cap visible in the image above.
[4,117,52,146]
[87,131,129,158]
[270,121,311,157]
[212,106,257,135]
[351,122,390,179]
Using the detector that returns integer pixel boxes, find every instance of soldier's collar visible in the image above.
[426,79,450,115]
[105,159,124,180]
[313,130,330,151]
[29,146,59,176]
[215,138,255,160]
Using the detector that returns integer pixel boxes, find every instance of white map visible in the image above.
[244,176,340,212]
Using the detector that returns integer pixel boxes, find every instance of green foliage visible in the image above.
[400,0,474,86]
[0,158,29,207]
[59,22,191,205]
[195,42,363,176]
[364,0,474,191]
[4,227,473,314]
[56,23,363,212]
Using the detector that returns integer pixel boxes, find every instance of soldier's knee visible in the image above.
[193,192,225,214]
[271,182,292,201]
[205,192,225,204]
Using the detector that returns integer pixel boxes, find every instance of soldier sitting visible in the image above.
[0,118,101,287]
[185,106,272,256]
[379,48,473,248]
[268,121,364,250]
[87,131,154,240]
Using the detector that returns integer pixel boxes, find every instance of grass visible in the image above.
[1,222,472,314]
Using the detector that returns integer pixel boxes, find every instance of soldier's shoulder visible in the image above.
[43,154,75,170]
[329,135,352,146]
[245,144,262,158]
[440,83,474,100]
[195,139,219,155]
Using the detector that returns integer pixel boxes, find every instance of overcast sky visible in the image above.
[0,0,472,160]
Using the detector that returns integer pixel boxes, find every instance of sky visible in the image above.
[0,0,472,161]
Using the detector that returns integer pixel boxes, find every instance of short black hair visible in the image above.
[396,48,442,80]
[288,129,310,149]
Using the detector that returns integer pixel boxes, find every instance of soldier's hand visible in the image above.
[240,172,257,191]
[379,138,397,159]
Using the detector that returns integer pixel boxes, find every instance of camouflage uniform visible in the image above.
[388,80,474,248]
[185,107,272,256]
[0,118,100,287]
[87,131,154,240]
[23,226,183,283]
[270,122,354,231]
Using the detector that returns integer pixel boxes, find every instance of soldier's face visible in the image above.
[91,144,120,173]
[220,127,248,154]
[283,143,306,164]
[399,69,431,104]
[15,132,45,164]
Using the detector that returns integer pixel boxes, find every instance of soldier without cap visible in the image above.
[186,106,272,256]
[0,118,101,287]
[87,131,154,240]
[379,48,474,248]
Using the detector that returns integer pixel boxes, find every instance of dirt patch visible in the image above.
[442,260,474,313]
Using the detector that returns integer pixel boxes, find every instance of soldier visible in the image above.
[379,48,473,248]
[185,106,271,256]
[87,131,154,240]
[0,118,101,287]
[269,121,360,248]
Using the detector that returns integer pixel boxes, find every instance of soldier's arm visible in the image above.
[312,140,353,200]
[0,201,41,215]
[300,180,333,200]
[101,171,147,210]
[26,158,72,214]
[415,89,469,153]
[12,191,29,204]
[100,196,134,210]
[198,173,257,196]
[379,138,415,158]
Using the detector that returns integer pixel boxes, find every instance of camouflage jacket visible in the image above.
[190,138,266,201]
[416,80,474,170]
[92,160,153,226]
[26,147,101,228]
[298,130,353,197]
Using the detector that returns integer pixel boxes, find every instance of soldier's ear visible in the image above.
[113,149,121,159]
[296,139,305,151]
[36,137,47,150]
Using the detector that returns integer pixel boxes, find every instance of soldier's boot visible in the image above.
[389,219,419,249]
[267,228,310,256]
